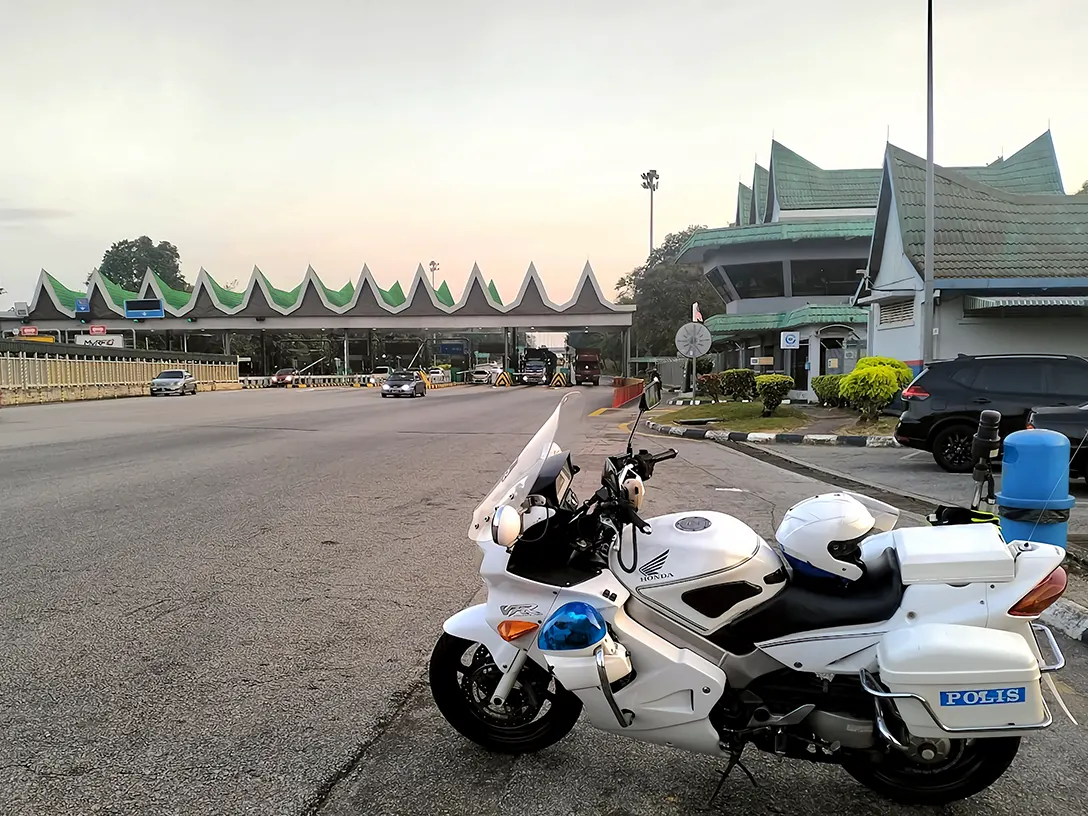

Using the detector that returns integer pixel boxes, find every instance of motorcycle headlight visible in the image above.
[490,504,523,548]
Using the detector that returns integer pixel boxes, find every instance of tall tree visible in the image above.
[99,236,191,294]
[1077,179,1088,195]
[616,225,724,357]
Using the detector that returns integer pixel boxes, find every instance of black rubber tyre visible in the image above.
[931,423,976,473]
[841,737,1020,806]
[429,633,581,755]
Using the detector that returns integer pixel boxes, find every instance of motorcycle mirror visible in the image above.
[491,504,523,549]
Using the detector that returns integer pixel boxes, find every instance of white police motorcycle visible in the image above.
[430,392,1069,805]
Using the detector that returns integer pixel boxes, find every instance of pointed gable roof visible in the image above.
[503,264,559,316]
[751,164,769,224]
[562,263,621,315]
[735,183,752,227]
[768,140,883,211]
[456,264,503,316]
[869,142,1088,282]
[396,265,452,316]
[953,131,1065,195]
[344,266,391,316]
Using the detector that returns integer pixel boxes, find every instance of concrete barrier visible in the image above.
[611,377,645,408]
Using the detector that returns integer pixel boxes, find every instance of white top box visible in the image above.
[893,523,1016,584]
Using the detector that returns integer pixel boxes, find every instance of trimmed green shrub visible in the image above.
[721,368,757,401]
[697,373,724,402]
[839,365,900,420]
[854,355,912,387]
[756,374,795,417]
[812,374,844,407]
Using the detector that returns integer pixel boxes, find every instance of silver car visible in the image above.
[381,370,426,398]
[150,369,197,396]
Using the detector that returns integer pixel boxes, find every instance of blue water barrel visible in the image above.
[995,429,1074,548]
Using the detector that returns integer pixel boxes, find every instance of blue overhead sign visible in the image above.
[74,297,90,313]
[439,342,466,355]
[123,298,165,319]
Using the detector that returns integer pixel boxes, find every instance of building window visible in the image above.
[790,258,865,297]
[724,262,785,299]
[878,299,915,327]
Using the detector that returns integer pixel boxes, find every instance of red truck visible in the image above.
[573,348,602,386]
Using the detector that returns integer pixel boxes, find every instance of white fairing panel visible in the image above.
[878,623,1046,739]
[609,511,786,633]
[893,524,1016,584]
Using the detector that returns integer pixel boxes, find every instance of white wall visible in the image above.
[935,298,1088,358]
[868,196,924,365]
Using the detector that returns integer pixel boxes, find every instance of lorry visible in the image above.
[572,347,602,386]
[521,348,557,385]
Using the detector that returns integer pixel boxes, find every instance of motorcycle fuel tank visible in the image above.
[609,511,787,635]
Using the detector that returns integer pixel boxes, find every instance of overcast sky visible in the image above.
[1,0,1085,309]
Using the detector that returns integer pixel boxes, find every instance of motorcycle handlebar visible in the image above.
[972,409,1002,466]
[651,449,678,464]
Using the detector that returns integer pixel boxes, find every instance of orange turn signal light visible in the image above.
[498,620,540,642]
[1009,567,1067,617]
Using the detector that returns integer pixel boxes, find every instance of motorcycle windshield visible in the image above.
[469,391,585,542]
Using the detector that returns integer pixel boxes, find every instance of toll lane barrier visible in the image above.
[494,370,514,387]
[550,371,570,388]
[611,377,645,408]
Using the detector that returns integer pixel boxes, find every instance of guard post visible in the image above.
[996,429,1074,548]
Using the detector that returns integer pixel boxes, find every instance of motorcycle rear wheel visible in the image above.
[429,633,582,754]
[841,736,1020,806]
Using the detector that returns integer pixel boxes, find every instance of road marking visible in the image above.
[716,487,748,493]
[901,450,924,460]
[590,408,609,416]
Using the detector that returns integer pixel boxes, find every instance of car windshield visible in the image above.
[470,391,584,542]
[388,373,413,382]
[158,371,184,379]
[275,368,294,375]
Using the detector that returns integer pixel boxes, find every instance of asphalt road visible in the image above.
[3,388,1088,816]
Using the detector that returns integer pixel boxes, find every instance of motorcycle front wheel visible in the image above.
[841,736,1020,806]
[428,633,582,754]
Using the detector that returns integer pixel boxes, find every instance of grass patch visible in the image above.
[834,415,899,437]
[659,401,808,433]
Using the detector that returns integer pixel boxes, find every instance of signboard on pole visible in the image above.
[123,298,165,319]
[88,325,108,335]
[75,334,126,348]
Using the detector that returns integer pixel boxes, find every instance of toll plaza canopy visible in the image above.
[9,262,634,332]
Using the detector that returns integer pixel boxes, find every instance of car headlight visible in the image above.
[382,383,391,389]
[401,385,412,391]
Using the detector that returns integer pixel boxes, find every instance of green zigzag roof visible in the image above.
[99,275,141,308]
[153,272,194,310]
[45,273,83,311]
[487,280,503,305]
[435,280,455,307]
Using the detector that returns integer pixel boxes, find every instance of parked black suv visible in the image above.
[894,353,1088,472]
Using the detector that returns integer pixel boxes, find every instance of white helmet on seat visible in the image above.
[775,493,876,582]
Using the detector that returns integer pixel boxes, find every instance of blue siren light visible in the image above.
[537,602,608,651]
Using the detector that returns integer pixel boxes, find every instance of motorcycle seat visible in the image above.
[709,548,904,654]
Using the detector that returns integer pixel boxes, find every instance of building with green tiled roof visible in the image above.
[676,131,1066,398]
[860,135,1088,368]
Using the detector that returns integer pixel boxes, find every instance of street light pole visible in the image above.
[640,170,659,255]
[429,260,439,291]
[922,0,936,364]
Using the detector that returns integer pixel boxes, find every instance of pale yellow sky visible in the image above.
[1,0,1086,309]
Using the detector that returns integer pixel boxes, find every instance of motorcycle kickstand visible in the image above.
[707,744,759,808]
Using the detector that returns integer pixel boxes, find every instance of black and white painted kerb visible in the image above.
[646,420,901,448]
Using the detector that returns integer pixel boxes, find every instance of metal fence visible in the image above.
[0,349,238,392]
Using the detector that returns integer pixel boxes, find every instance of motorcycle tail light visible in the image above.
[1009,567,1067,616]
[497,620,539,642]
